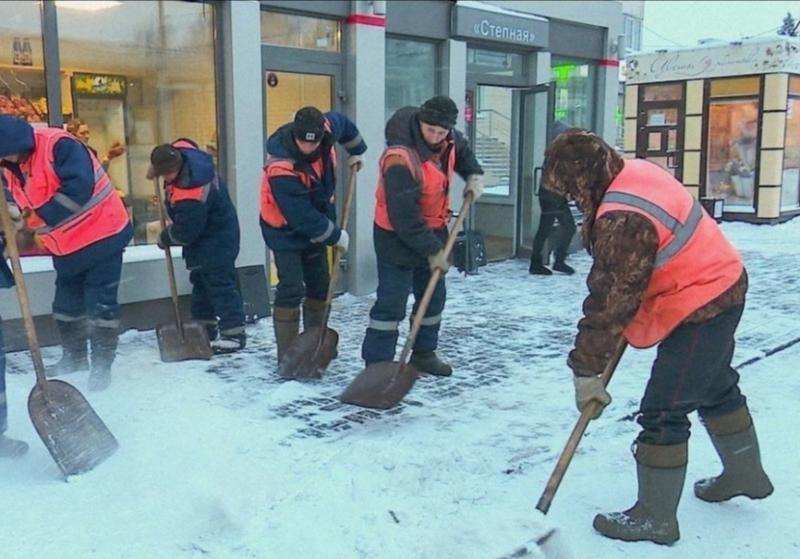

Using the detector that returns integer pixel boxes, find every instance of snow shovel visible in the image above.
[340,194,474,409]
[0,192,118,477]
[153,179,212,362]
[279,167,358,380]
[536,337,628,513]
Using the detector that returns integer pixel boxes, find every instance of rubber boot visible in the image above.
[273,307,300,364]
[694,406,773,502]
[552,260,575,275]
[409,350,453,377]
[303,298,328,331]
[529,254,552,276]
[46,319,89,378]
[0,435,28,459]
[212,326,247,355]
[88,325,118,392]
[593,442,687,545]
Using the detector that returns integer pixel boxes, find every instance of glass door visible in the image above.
[636,82,685,179]
[263,69,336,286]
[471,84,519,261]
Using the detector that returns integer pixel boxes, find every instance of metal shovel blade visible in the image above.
[339,362,419,410]
[28,379,119,477]
[156,321,213,362]
[278,327,339,380]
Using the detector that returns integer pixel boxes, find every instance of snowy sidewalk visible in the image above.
[0,218,798,559]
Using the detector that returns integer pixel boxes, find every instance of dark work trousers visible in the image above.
[531,190,576,265]
[52,250,124,329]
[637,304,747,446]
[272,245,330,309]
[189,263,245,335]
[361,258,446,364]
[0,318,6,433]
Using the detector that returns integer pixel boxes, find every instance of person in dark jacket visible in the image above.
[361,96,484,376]
[0,189,29,458]
[148,139,246,353]
[0,115,133,391]
[544,130,772,545]
[260,107,366,363]
[530,121,576,275]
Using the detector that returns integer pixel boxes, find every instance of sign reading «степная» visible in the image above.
[452,3,549,49]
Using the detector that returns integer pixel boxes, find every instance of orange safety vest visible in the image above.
[260,128,336,228]
[3,127,129,256]
[596,159,743,348]
[374,142,456,231]
[165,139,214,204]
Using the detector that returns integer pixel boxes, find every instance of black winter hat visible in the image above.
[293,106,326,142]
[419,96,458,129]
[147,144,183,179]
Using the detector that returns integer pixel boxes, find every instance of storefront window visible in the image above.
[783,96,800,209]
[467,48,524,77]
[385,37,437,121]
[706,100,759,209]
[0,1,47,123]
[56,0,218,246]
[261,11,340,52]
[552,57,597,130]
[706,76,760,210]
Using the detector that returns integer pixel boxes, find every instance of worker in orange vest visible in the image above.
[361,96,484,376]
[0,115,132,391]
[543,130,772,545]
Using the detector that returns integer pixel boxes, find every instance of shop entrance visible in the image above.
[636,82,685,180]
[467,82,548,261]
[261,59,342,286]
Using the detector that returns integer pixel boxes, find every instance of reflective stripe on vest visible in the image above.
[168,176,215,205]
[37,182,114,234]
[601,191,704,268]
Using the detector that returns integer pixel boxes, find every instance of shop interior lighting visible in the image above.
[55,1,122,12]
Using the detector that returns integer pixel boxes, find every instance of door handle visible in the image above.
[533,166,542,195]
[667,153,679,169]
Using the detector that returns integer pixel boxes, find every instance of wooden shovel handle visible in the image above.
[397,193,474,366]
[535,337,628,514]
[0,190,47,385]
[320,167,358,319]
[152,179,184,336]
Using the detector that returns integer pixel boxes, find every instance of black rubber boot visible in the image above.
[303,298,328,331]
[47,319,89,378]
[529,255,552,275]
[273,307,300,364]
[0,435,29,459]
[593,442,687,545]
[552,261,575,275]
[695,406,773,502]
[212,327,246,355]
[88,325,119,392]
[409,350,453,377]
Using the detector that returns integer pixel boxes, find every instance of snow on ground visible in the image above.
[0,218,798,559]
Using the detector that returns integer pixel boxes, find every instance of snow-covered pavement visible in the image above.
[1,218,798,559]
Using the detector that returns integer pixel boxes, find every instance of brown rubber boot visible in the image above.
[273,307,300,364]
[409,350,453,377]
[695,406,773,502]
[302,298,328,331]
[593,442,687,545]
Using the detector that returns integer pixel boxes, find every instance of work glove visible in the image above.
[335,229,349,253]
[347,154,363,172]
[157,228,172,250]
[464,174,485,201]
[8,203,25,231]
[573,374,611,420]
[427,248,450,274]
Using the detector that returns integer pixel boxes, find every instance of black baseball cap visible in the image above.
[147,144,183,179]
[293,106,326,143]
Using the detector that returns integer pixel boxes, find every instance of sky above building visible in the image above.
[642,1,799,50]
